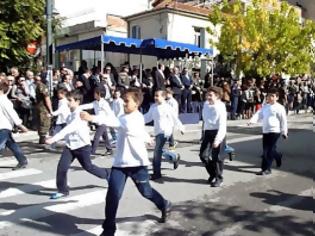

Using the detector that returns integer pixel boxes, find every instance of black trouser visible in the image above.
[181,89,192,113]
[199,130,224,180]
[56,145,108,194]
[262,133,281,171]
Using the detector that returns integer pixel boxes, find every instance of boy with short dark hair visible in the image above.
[144,89,184,180]
[81,88,171,236]
[200,86,227,187]
[249,88,288,175]
[80,87,114,156]
[46,90,108,199]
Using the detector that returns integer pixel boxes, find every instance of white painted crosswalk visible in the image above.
[0,168,42,181]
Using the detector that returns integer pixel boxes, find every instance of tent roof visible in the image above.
[56,34,213,59]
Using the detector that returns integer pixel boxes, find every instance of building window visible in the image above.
[131,25,141,39]
[194,27,201,47]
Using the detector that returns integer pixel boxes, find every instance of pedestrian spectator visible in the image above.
[169,66,184,109]
[180,67,193,113]
[154,64,166,92]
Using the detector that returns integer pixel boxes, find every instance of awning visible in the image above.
[140,38,213,59]
[56,35,213,58]
[56,35,142,54]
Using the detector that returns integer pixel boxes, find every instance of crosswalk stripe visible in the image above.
[0,168,42,181]
[0,179,56,199]
[0,190,106,230]
[228,135,261,144]
[0,159,19,167]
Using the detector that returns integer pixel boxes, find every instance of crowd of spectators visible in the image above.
[0,60,314,129]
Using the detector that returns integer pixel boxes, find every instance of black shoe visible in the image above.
[12,162,28,171]
[211,179,223,187]
[256,170,272,176]
[208,176,216,184]
[276,154,282,168]
[104,150,113,156]
[150,174,162,181]
[173,154,180,170]
[160,200,172,223]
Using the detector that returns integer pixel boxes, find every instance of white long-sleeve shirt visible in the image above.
[93,110,151,167]
[166,97,179,115]
[51,98,70,125]
[80,98,113,117]
[202,100,227,146]
[0,94,22,131]
[50,107,91,150]
[250,102,288,135]
[144,102,184,137]
[112,97,124,117]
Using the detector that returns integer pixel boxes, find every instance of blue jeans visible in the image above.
[56,145,108,194]
[153,134,169,176]
[262,133,281,171]
[0,129,27,164]
[102,166,167,234]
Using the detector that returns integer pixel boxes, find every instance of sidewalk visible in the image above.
[12,113,312,143]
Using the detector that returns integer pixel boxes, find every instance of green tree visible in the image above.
[0,0,45,70]
[208,0,315,78]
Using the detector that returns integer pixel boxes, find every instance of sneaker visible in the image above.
[12,162,28,171]
[169,141,178,150]
[160,200,172,223]
[104,150,113,156]
[208,176,216,184]
[211,179,223,187]
[150,174,162,181]
[50,192,69,200]
[256,170,272,176]
[173,154,180,170]
[276,153,282,168]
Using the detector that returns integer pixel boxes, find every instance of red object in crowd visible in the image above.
[256,104,262,111]
[26,41,38,56]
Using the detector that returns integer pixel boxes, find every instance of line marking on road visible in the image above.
[0,168,42,181]
[0,179,56,199]
[0,190,106,230]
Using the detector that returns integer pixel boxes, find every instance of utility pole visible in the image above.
[46,0,53,97]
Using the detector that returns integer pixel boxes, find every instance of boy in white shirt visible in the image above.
[165,88,179,149]
[80,87,113,156]
[50,87,70,149]
[0,80,28,170]
[144,90,184,180]
[46,90,108,199]
[110,89,124,143]
[80,88,171,236]
[200,87,227,187]
[249,88,288,175]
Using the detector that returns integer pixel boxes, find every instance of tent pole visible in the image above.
[139,51,143,84]
[101,37,104,73]
[211,57,214,87]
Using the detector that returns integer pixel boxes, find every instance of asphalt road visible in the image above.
[0,113,313,236]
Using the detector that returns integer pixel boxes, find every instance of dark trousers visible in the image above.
[181,89,192,113]
[153,134,169,176]
[199,130,224,180]
[262,133,281,171]
[0,129,27,165]
[56,145,108,194]
[231,96,239,119]
[102,166,166,234]
[92,125,112,154]
[168,134,175,147]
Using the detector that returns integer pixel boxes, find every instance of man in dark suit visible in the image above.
[180,67,193,113]
[154,64,166,91]
[169,66,184,109]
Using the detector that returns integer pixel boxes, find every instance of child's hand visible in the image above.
[19,125,28,133]
[212,143,219,148]
[45,137,53,145]
[180,131,184,135]
[80,111,93,122]
[282,134,288,139]
[148,137,155,147]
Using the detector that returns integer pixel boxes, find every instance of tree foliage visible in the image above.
[0,0,45,69]
[207,0,315,78]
